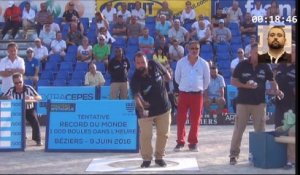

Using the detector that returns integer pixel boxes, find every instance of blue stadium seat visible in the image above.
[52,79,67,86]
[55,70,70,80]
[200,52,214,61]
[112,37,126,49]
[216,53,231,61]
[44,62,58,72]
[96,62,106,74]
[87,30,97,45]
[68,79,83,86]
[217,60,231,70]
[37,80,51,86]
[54,17,63,27]
[48,54,62,63]
[127,37,139,45]
[145,16,156,24]
[64,54,77,63]
[201,43,213,53]
[80,17,89,34]
[170,61,177,72]
[39,71,54,80]
[231,36,242,45]
[24,79,33,86]
[67,45,78,55]
[74,62,88,71]
[59,63,73,72]
[228,22,239,31]
[71,71,86,80]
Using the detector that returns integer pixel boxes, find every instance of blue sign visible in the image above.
[46,100,138,152]
[0,100,25,151]
[226,85,238,113]
[37,86,97,115]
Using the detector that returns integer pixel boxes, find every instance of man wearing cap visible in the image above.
[24,48,39,88]
[33,38,49,70]
[1,1,22,39]
[168,19,190,46]
[212,19,231,44]
[0,42,25,95]
[92,35,110,68]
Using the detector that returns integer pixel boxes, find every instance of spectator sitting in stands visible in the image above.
[71,16,84,35]
[39,23,56,50]
[240,12,256,39]
[204,65,226,116]
[230,48,247,73]
[155,14,172,38]
[112,15,127,38]
[138,28,155,55]
[117,2,131,24]
[168,19,190,46]
[33,38,48,70]
[212,19,231,44]
[250,0,266,18]
[226,1,243,24]
[35,2,53,36]
[267,0,283,25]
[154,35,169,58]
[84,62,105,87]
[98,26,115,44]
[95,12,109,31]
[92,34,110,67]
[22,1,36,39]
[66,22,83,47]
[62,2,79,24]
[42,18,60,33]
[153,47,168,65]
[191,14,211,31]
[127,16,142,38]
[212,7,227,28]
[1,1,22,40]
[244,34,257,58]
[191,19,212,45]
[101,1,117,24]
[49,31,66,57]
[180,1,196,24]
[24,47,39,88]
[156,1,173,21]
[131,1,146,27]
[169,38,184,62]
[77,36,92,63]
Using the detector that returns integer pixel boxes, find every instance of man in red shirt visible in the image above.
[1,1,22,39]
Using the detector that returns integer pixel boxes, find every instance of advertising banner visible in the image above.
[46,100,138,152]
[37,86,96,116]
[0,100,25,151]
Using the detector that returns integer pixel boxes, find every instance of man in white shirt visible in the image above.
[0,42,25,94]
[33,38,49,70]
[250,0,266,17]
[22,2,35,39]
[101,2,117,24]
[50,32,66,57]
[230,48,247,73]
[117,2,131,23]
[174,40,210,152]
[131,1,146,27]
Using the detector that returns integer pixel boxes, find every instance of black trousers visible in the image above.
[26,108,41,142]
[1,21,21,39]
[274,103,294,128]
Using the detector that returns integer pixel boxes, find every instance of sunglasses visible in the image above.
[190,47,200,50]
[14,81,22,85]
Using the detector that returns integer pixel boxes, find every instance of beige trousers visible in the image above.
[229,103,266,158]
[138,110,171,161]
[110,82,129,99]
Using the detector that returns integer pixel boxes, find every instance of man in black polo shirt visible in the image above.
[258,26,291,64]
[229,44,283,165]
[273,44,295,128]
[130,52,171,168]
[108,47,130,99]
[4,73,43,146]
